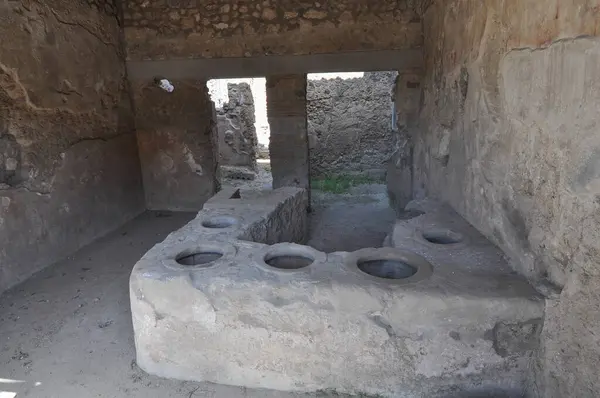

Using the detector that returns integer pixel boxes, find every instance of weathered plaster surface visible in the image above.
[134,80,218,211]
[408,1,600,396]
[122,0,423,61]
[0,0,144,293]
[267,74,310,196]
[307,72,396,177]
[387,70,422,212]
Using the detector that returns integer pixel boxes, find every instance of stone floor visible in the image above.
[0,186,395,398]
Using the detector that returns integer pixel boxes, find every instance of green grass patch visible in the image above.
[311,173,381,194]
[260,163,271,172]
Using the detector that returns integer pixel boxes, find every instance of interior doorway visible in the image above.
[207,78,272,190]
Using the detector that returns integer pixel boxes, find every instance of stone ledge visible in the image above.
[126,49,424,80]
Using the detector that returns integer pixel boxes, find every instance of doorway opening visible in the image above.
[305,71,399,252]
[207,78,272,190]
[306,71,397,189]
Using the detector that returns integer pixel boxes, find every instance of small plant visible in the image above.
[257,161,271,172]
[311,173,381,194]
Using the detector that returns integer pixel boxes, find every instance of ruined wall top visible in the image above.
[122,0,423,60]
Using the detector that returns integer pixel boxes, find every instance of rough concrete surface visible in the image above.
[2,189,530,398]
[0,0,144,293]
[0,192,397,398]
[130,186,543,397]
[307,72,396,177]
[396,2,600,396]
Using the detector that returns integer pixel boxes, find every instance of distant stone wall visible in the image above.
[307,72,396,177]
[216,83,258,169]
[122,0,422,60]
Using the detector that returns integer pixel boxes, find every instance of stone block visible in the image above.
[130,191,543,397]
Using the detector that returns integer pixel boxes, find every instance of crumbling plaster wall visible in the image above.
[307,72,396,177]
[134,80,218,211]
[412,1,600,396]
[267,74,309,197]
[0,0,145,293]
[122,0,423,60]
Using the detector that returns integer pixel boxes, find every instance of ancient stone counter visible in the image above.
[130,187,543,397]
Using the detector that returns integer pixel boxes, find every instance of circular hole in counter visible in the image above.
[264,254,314,270]
[348,248,433,283]
[422,228,463,245]
[258,244,326,273]
[201,216,239,229]
[176,251,223,267]
[357,259,417,280]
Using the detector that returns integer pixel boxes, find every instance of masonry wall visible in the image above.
[216,83,258,169]
[122,0,423,60]
[408,1,600,396]
[307,72,396,177]
[0,0,145,293]
[134,80,218,211]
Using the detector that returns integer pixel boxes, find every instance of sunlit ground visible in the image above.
[0,378,42,397]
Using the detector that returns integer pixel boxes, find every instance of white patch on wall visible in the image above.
[182,145,203,175]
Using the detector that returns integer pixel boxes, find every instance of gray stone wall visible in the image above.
[307,72,396,177]
[404,1,600,397]
[0,0,145,293]
[216,83,258,169]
